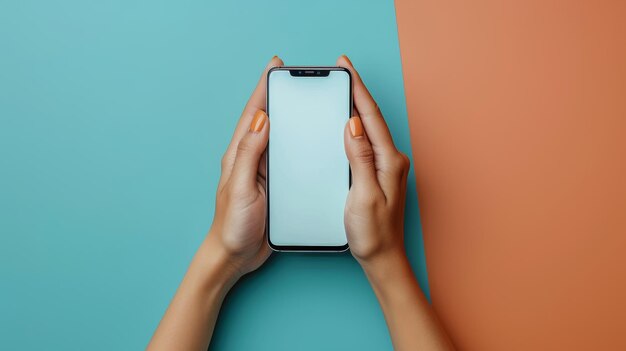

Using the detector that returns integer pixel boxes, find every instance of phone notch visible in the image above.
[289,69,331,77]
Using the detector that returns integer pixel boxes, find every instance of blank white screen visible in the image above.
[268,70,350,247]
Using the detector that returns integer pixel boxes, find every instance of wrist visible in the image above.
[185,235,242,297]
[359,248,413,287]
[361,251,426,312]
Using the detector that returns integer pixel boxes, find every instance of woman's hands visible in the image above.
[207,56,283,279]
[339,56,411,265]
[211,55,412,276]
[149,55,453,351]
[210,54,412,277]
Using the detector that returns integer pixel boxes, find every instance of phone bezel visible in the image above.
[265,66,353,252]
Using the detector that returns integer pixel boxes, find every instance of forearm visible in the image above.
[147,236,239,351]
[361,250,454,351]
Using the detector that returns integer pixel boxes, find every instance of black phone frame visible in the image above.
[265,66,353,252]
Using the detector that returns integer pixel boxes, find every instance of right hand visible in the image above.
[339,55,411,265]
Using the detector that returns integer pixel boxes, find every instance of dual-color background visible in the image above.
[1,0,624,350]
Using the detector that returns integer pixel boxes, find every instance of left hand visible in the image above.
[147,57,284,351]
[206,56,284,279]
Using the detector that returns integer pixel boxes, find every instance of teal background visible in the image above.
[0,0,428,350]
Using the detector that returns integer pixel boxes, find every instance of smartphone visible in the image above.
[266,67,352,252]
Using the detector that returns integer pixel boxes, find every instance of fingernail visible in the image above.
[341,54,353,66]
[349,116,364,138]
[250,110,267,133]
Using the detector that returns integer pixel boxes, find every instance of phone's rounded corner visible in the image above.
[267,66,282,80]
[337,242,350,253]
[267,237,281,253]
[336,66,352,81]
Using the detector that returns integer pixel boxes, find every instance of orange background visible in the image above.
[395,0,626,349]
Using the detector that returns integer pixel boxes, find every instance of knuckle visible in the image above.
[388,152,407,173]
[236,137,252,155]
[400,152,411,172]
[220,153,231,170]
[353,144,375,165]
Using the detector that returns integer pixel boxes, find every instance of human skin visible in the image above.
[147,55,454,351]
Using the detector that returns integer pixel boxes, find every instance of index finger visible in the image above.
[219,56,284,187]
[243,55,284,115]
[336,55,397,155]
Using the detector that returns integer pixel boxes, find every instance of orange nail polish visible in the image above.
[250,110,267,133]
[349,116,364,138]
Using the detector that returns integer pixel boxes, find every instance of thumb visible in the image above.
[231,110,269,187]
[344,116,379,190]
